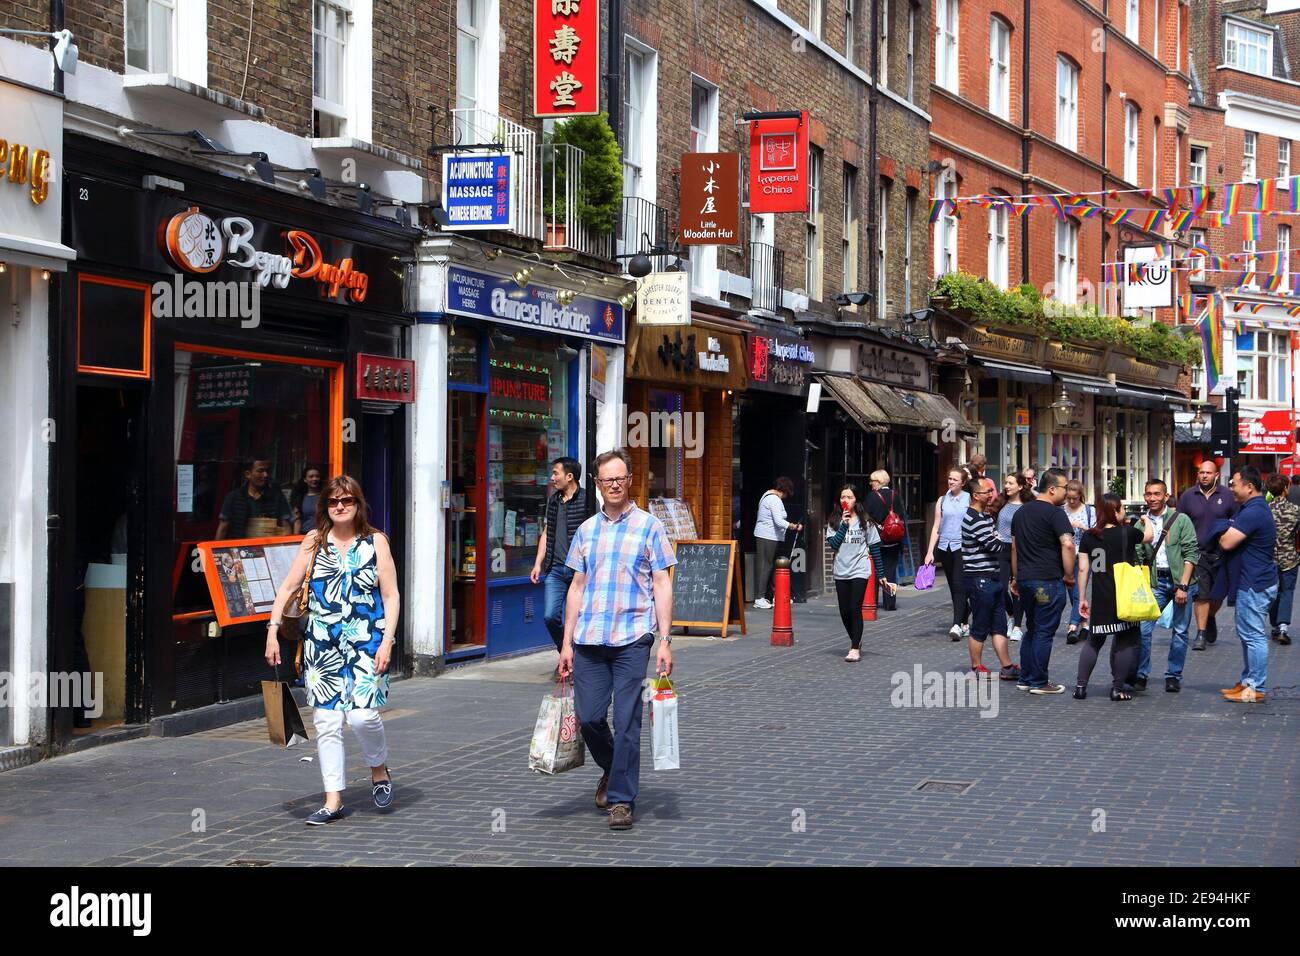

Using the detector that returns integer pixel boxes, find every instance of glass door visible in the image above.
[448,389,487,652]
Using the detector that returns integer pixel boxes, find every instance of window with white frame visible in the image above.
[456,0,483,142]
[987,199,1009,289]
[1189,228,1207,281]
[879,0,889,86]
[1056,56,1079,150]
[1243,131,1257,180]
[935,0,959,93]
[1050,431,1092,494]
[806,146,824,301]
[1236,330,1290,403]
[843,165,859,295]
[1152,118,1160,188]
[1280,139,1291,179]
[845,0,856,63]
[623,45,656,201]
[1224,19,1273,76]
[1279,224,1291,283]
[933,168,958,276]
[1100,412,1149,502]
[810,0,824,39]
[877,180,890,320]
[1126,0,1140,43]
[126,0,175,73]
[1055,217,1078,304]
[907,2,916,99]
[1124,103,1139,183]
[1190,145,1207,185]
[904,190,915,312]
[689,79,720,297]
[989,17,1010,120]
[313,0,350,137]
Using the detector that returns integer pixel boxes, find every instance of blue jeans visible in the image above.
[543,565,574,651]
[1139,577,1198,680]
[1020,579,1066,688]
[964,575,1007,642]
[1235,586,1275,693]
[572,633,655,811]
[1270,566,1298,628]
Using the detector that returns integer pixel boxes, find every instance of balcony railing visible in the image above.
[541,142,614,259]
[618,195,671,270]
[749,241,785,314]
[450,108,543,242]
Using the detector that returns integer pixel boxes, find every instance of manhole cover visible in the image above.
[453,852,505,865]
[913,779,976,795]
[227,859,273,867]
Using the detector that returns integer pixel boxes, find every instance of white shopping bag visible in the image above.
[650,677,680,771]
[529,680,585,775]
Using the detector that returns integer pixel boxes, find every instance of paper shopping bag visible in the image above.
[529,680,585,775]
[261,679,309,748]
[650,677,680,771]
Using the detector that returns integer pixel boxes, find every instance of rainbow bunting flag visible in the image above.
[1104,262,1121,285]
[1243,213,1262,243]
[1283,178,1300,213]
[1200,298,1222,393]
[1287,304,1300,318]
[1014,202,1034,218]
[1170,210,1196,231]
[1188,187,1210,217]
[1178,293,1194,321]
[1161,187,1181,210]
[1264,272,1284,293]
[1048,195,1069,221]
[1258,178,1279,212]
[1251,303,1268,314]
[1208,212,1232,228]
[1233,301,1248,312]
[929,199,943,224]
[1076,206,1102,219]
[1224,182,1247,215]
[1139,210,1166,231]
[1108,208,1134,226]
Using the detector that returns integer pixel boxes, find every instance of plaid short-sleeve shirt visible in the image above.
[565,502,677,647]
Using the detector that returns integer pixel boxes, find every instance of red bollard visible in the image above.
[861,563,877,622]
[770,557,793,646]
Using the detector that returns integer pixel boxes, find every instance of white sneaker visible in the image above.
[948,624,962,640]
[753,598,772,609]
[961,624,971,639]
[1009,625,1023,643]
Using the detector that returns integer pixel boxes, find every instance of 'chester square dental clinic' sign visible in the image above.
[446,267,625,345]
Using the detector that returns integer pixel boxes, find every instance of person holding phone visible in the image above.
[826,484,883,663]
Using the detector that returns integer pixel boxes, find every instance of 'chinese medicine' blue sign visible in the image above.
[442,153,514,231]
[446,267,625,345]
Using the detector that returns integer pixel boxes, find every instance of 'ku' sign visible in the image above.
[533,0,599,117]
[748,112,808,215]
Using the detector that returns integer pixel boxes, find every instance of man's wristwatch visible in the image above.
[1176,584,1189,593]
[659,633,672,645]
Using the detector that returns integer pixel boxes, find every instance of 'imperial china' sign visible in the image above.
[533,0,600,117]
[748,112,808,215]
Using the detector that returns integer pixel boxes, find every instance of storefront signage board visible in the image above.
[678,152,740,245]
[356,354,415,403]
[446,266,624,344]
[1105,350,1182,388]
[0,79,72,267]
[669,539,746,638]
[533,0,600,117]
[856,343,926,387]
[1238,409,1295,455]
[636,271,690,326]
[750,333,815,395]
[748,112,808,215]
[630,324,748,390]
[442,153,515,231]
[1123,246,1173,309]
[197,535,305,626]
[1045,341,1107,376]
[966,326,1044,364]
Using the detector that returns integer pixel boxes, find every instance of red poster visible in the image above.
[748,112,809,214]
[1238,409,1295,455]
[534,0,600,118]
[356,354,415,403]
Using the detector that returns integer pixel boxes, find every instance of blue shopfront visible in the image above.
[442,265,625,659]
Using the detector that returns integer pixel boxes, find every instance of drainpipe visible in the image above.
[867,0,881,313]
[1100,1,1109,282]
[51,0,64,94]
[1020,0,1031,284]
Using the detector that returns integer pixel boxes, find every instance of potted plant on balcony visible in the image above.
[543,112,623,248]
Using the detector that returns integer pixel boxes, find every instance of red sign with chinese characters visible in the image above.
[1238,409,1295,455]
[748,112,809,215]
[533,0,600,118]
[356,355,415,403]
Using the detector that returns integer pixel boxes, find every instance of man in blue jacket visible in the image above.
[1218,466,1276,703]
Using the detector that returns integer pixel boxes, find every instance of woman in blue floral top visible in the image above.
[266,475,401,826]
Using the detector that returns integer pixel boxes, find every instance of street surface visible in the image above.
[0,586,1295,866]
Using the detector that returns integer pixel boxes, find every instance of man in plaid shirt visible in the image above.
[558,449,675,831]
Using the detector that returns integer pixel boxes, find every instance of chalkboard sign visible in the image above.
[670,539,746,637]
[197,535,305,626]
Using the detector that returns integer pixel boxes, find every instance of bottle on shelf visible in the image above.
[463,535,476,575]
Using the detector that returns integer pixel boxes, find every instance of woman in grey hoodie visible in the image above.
[826,483,884,662]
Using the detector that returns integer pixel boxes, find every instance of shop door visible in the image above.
[73,385,146,735]
[362,412,394,534]
[447,390,487,656]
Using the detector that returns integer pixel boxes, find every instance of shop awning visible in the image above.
[816,374,889,433]
[857,379,931,428]
[902,388,979,434]
[973,358,1052,386]
[1054,372,1117,397]
[1114,384,1190,412]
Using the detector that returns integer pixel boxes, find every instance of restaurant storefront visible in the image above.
[49,133,418,742]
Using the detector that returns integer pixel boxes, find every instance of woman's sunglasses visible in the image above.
[327,496,357,510]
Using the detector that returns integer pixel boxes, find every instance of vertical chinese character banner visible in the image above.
[678,152,741,245]
[534,0,600,117]
[748,112,809,215]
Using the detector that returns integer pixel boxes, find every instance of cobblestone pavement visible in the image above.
[0,585,1295,866]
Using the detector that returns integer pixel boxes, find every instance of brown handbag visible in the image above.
[277,537,319,668]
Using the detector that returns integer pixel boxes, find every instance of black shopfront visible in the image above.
[49,134,418,743]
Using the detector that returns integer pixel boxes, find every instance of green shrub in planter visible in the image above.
[545,113,623,235]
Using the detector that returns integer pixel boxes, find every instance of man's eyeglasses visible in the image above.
[327,496,357,509]
[595,475,631,487]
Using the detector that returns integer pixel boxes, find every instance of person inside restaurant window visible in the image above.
[291,465,324,535]
[216,458,292,539]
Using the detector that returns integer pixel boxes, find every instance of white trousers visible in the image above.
[313,707,389,794]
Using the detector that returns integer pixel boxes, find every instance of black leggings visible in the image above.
[937,548,970,626]
[835,578,869,650]
[999,553,1022,627]
[1076,627,1140,692]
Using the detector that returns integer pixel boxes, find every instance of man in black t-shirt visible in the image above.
[531,457,593,656]
[216,459,292,539]
[1010,468,1077,694]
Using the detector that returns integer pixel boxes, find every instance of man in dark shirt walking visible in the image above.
[1176,462,1238,650]
[1010,468,1077,695]
[531,457,593,661]
[1218,466,1276,703]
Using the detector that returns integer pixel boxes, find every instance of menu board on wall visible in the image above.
[650,498,697,543]
[197,536,305,626]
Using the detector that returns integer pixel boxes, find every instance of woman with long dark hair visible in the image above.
[991,472,1034,643]
[290,465,323,535]
[266,475,401,824]
[826,483,883,662]
[1074,493,1154,701]
[924,469,971,640]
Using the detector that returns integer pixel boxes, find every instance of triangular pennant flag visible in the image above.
[929,199,944,224]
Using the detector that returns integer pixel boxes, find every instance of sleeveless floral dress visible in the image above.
[303,534,389,711]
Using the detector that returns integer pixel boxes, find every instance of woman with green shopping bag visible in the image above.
[1073,494,1155,701]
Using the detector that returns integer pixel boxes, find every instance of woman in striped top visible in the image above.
[826,484,883,663]
[991,473,1033,643]
[961,478,1019,680]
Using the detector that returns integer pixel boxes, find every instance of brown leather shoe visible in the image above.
[1220,683,1246,696]
[1222,687,1265,703]
[608,804,633,830]
[595,772,610,810]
